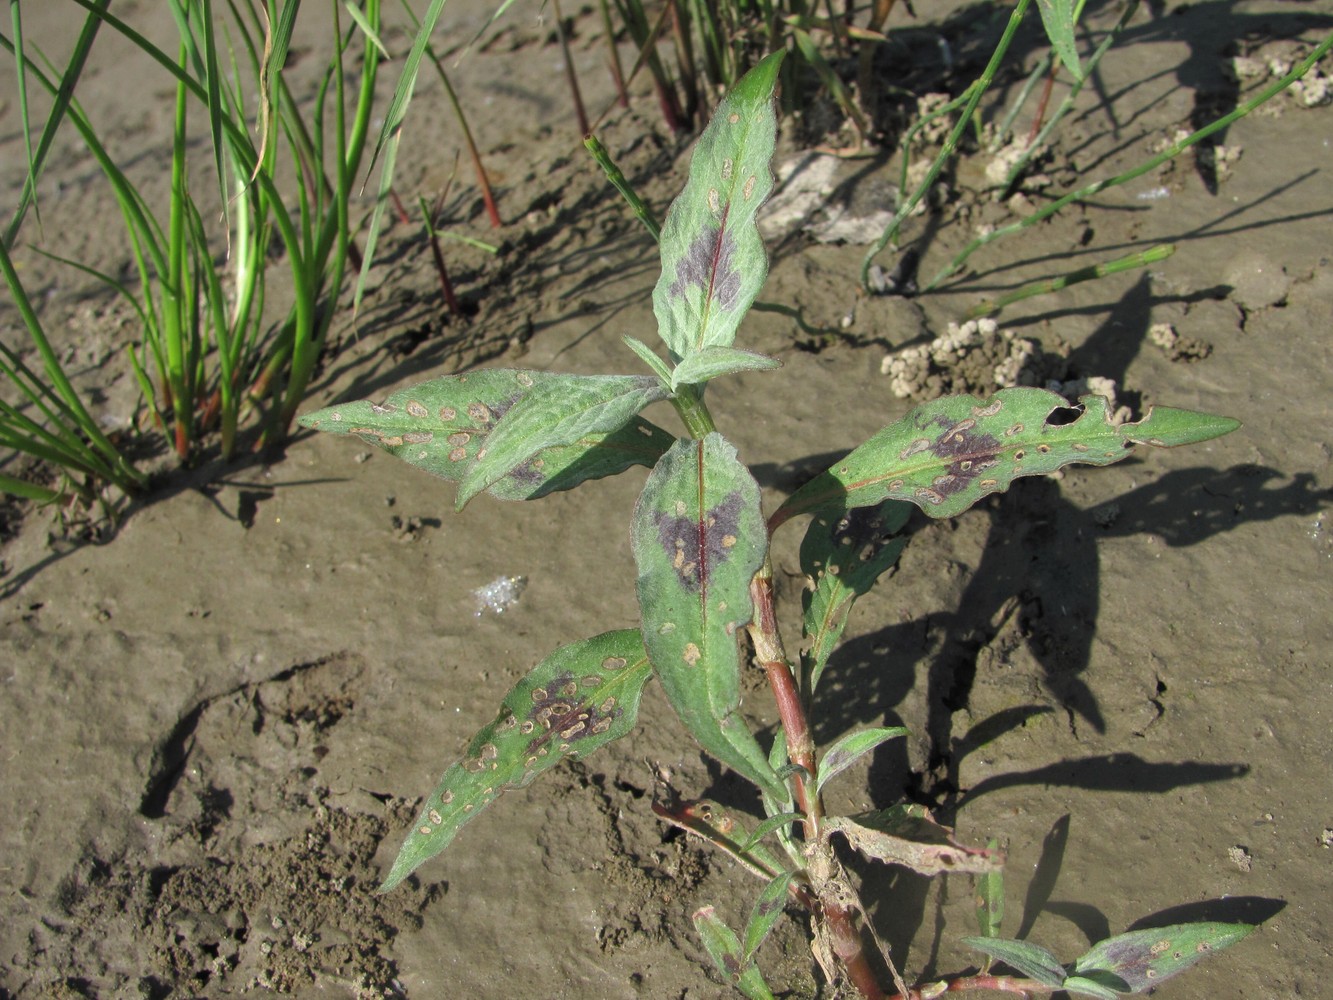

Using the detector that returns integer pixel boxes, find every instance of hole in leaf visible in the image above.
[1045,405,1083,427]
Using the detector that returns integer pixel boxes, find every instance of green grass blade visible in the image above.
[0,237,142,490]
[653,51,783,360]
[380,630,653,891]
[0,471,79,506]
[632,434,787,803]
[2,0,110,249]
[772,388,1240,527]
[8,0,40,234]
[299,369,675,501]
[354,0,446,316]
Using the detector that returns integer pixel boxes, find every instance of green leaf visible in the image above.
[799,500,911,692]
[298,369,674,502]
[693,906,778,1000]
[827,809,1003,876]
[960,936,1067,988]
[653,51,783,361]
[737,811,803,854]
[632,434,786,803]
[455,374,669,508]
[380,630,652,892]
[623,335,674,385]
[1070,921,1256,994]
[1061,975,1123,1000]
[744,870,796,961]
[1036,0,1083,81]
[773,390,1241,526]
[670,346,782,391]
[975,837,1005,942]
[815,726,910,795]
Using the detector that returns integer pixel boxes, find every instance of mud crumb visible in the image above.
[880,318,1065,400]
[1227,844,1253,872]
[1149,322,1213,362]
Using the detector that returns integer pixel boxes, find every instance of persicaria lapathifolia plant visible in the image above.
[301,53,1255,1000]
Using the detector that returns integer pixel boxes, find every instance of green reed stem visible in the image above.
[861,0,1032,291]
[964,243,1174,319]
[584,134,662,240]
[927,30,1333,291]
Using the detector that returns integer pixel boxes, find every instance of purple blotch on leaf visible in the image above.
[655,491,744,593]
[922,415,1002,498]
[669,224,742,311]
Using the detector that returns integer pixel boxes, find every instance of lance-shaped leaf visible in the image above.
[772,390,1241,527]
[815,726,910,795]
[744,870,797,961]
[380,630,652,891]
[456,374,670,508]
[800,500,911,692]
[652,51,783,360]
[960,936,1067,988]
[693,906,778,1000]
[1036,0,1084,81]
[632,434,786,803]
[299,370,674,502]
[827,806,1004,876]
[1068,922,1256,994]
[670,346,782,391]
[975,838,1005,943]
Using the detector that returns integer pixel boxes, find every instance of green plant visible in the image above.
[3,0,382,462]
[300,55,1254,998]
[0,239,147,507]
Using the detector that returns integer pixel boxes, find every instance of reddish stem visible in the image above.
[890,975,1049,998]
[428,229,460,316]
[1025,61,1059,146]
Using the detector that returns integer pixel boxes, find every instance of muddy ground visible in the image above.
[1,0,1331,997]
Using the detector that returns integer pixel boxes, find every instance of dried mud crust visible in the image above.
[10,656,439,998]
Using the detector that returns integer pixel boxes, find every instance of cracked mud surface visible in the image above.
[2,1,1331,997]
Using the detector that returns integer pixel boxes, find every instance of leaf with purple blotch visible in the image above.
[380,630,652,891]
[815,726,910,795]
[653,51,784,361]
[1068,921,1256,994]
[772,389,1241,527]
[298,369,674,503]
[631,433,786,803]
[455,373,669,508]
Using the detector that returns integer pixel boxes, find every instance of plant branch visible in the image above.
[889,974,1053,998]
